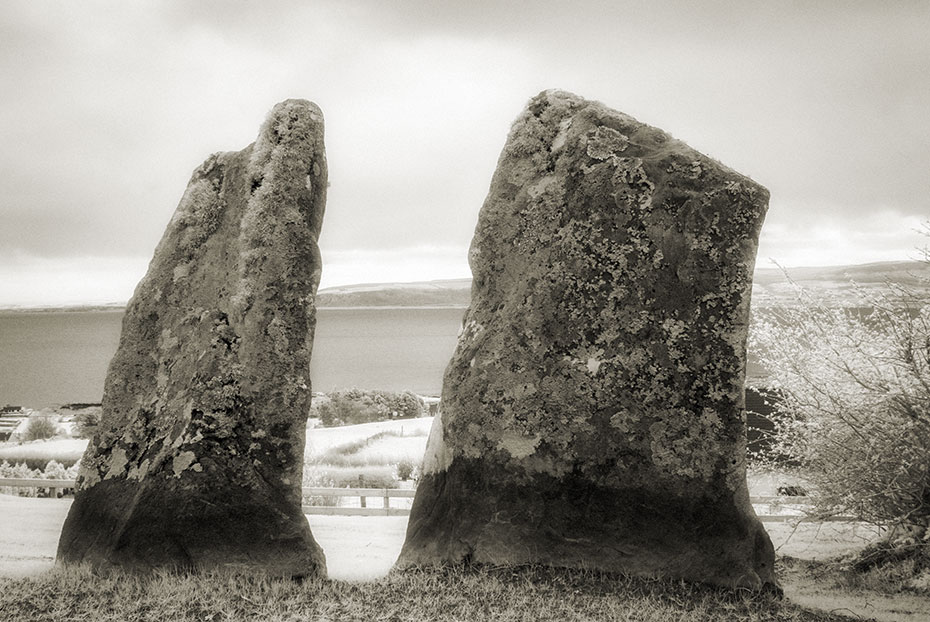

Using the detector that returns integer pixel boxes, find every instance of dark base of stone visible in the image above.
[396,459,777,590]
[57,478,325,577]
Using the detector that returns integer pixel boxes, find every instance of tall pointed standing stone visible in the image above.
[397,90,776,589]
[57,100,327,577]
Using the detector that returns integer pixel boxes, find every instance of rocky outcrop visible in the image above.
[57,99,328,577]
[397,90,776,590]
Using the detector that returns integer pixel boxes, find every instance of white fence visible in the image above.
[0,478,418,516]
[301,486,416,516]
[0,477,73,500]
[0,478,857,522]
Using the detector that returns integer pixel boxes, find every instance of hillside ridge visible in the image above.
[2,261,927,311]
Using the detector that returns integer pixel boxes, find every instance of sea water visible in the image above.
[0,307,466,408]
[0,305,772,408]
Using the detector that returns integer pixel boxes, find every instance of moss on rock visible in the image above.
[398,90,776,590]
[57,100,327,578]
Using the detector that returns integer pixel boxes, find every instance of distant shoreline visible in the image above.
[0,305,469,314]
[0,306,126,315]
[2,259,927,313]
[318,305,468,311]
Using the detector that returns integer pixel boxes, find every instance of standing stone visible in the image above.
[397,90,776,590]
[57,100,327,577]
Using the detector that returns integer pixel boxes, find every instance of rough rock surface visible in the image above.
[57,99,327,577]
[397,90,776,590]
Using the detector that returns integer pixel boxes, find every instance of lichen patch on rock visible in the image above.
[57,99,328,578]
[399,89,776,591]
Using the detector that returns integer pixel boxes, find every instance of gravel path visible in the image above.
[7,493,924,620]
[0,494,884,580]
[0,495,407,581]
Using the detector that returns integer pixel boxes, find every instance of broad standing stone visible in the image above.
[57,100,327,577]
[397,90,776,589]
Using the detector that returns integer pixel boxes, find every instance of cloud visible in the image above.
[0,253,148,308]
[757,207,927,268]
[320,245,471,289]
[0,1,928,305]
[0,246,471,307]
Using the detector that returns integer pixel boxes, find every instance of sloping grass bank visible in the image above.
[0,438,87,470]
[0,565,853,622]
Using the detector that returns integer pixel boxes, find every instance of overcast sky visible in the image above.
[1,1,928,306]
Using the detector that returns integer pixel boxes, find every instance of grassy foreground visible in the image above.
[0,565,854,622]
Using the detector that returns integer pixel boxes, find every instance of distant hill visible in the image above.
[3,261,927,312]
[315,261,930,308]
[752,260,930,306]
[0,303,125,314]
[316,278,472,308]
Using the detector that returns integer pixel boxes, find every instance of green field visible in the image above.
[3,415,930,620]
[0,562,858,622]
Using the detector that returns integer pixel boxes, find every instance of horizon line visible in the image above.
[1,258,925,312]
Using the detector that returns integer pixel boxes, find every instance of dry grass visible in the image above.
[0,564,854,622]
[304,417,433,461]
[309,431,427,468]
[302,418,431,492]
[778,555,930,621]
[303,464,397,489]
[841,540,930,595]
